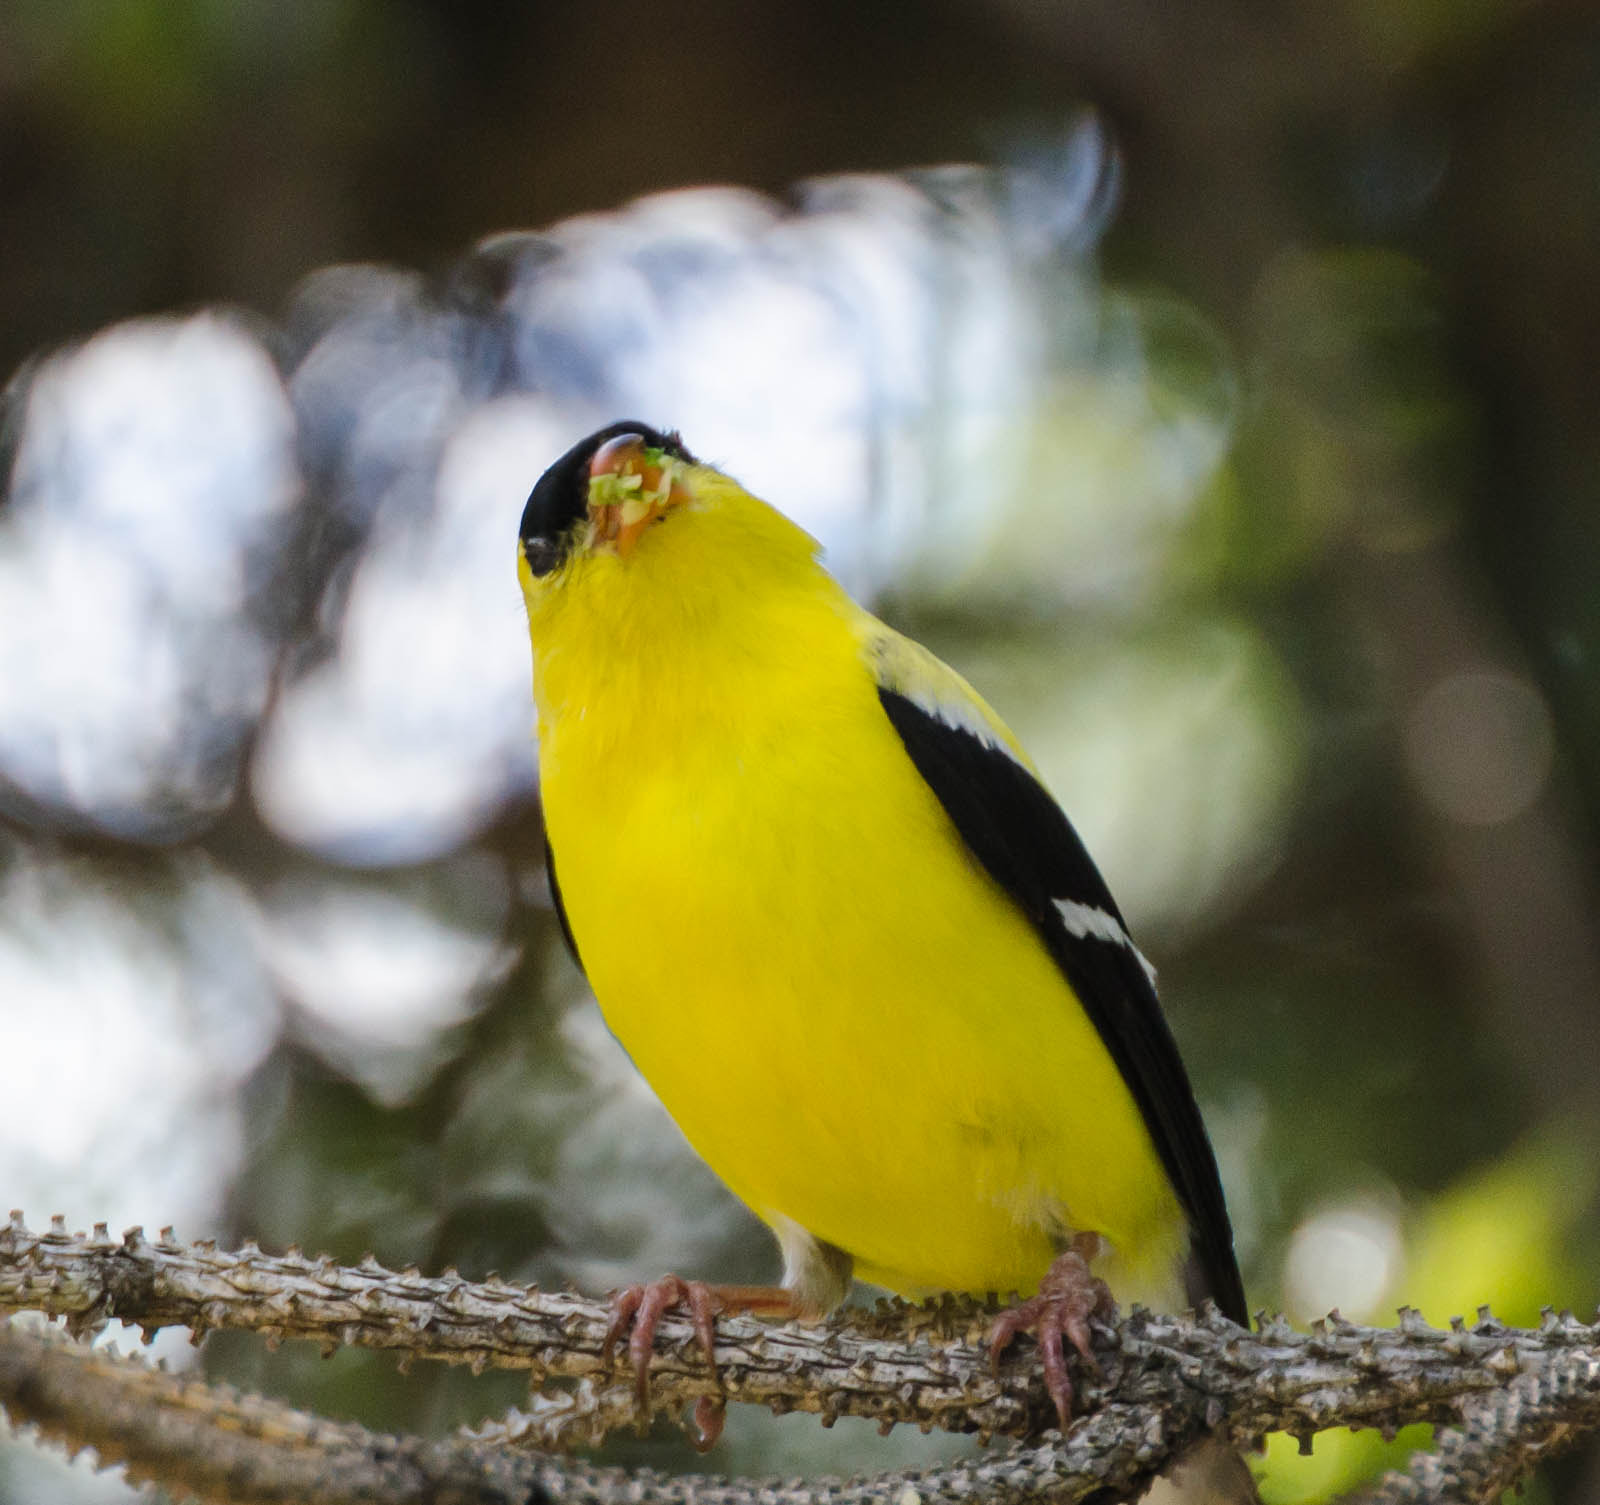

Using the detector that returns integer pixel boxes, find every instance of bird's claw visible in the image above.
[603,1273,723,1422]
[690,1394,727,1452]
[986,1231,1115,1433]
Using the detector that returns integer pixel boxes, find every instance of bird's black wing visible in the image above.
[542,821,585,976]
[877,686,1247,1324]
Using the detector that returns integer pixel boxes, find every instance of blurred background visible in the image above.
[2,1,1599,1501]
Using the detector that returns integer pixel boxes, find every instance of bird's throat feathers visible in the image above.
[522,467,842,741]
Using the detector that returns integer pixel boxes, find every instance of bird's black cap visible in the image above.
[519,421,695,576]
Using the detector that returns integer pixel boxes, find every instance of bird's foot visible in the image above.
[986,1232,1116,1433]
[603,1276,799,1446]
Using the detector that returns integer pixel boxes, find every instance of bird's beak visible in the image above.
[586,432,692,560]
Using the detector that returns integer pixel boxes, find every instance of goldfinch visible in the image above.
[517,422,1246,1432]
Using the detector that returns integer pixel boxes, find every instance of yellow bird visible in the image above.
[517,422,1246,1432]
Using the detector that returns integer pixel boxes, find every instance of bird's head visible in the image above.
[518,422,697,586]
[516,422,823,645]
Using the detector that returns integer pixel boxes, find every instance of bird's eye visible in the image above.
[522,536,564,577]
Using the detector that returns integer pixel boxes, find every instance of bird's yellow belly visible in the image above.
[542,712,1186,1305]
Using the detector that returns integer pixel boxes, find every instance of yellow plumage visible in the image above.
[517,430,1220,1320]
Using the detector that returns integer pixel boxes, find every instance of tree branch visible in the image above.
[4,1213,1600,1505]
[0,1319,1207,1505]
[1354,1346,1600,1505]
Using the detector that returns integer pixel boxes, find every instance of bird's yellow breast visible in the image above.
[530,516,1186,1304]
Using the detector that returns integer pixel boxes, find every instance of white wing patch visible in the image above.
[901,678,1015,757]
[862,623,1030,770]
[1054,897,1159,987]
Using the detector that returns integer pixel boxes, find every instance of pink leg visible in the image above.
[603,1274,801,1442]
[986,1232,1116,1433]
